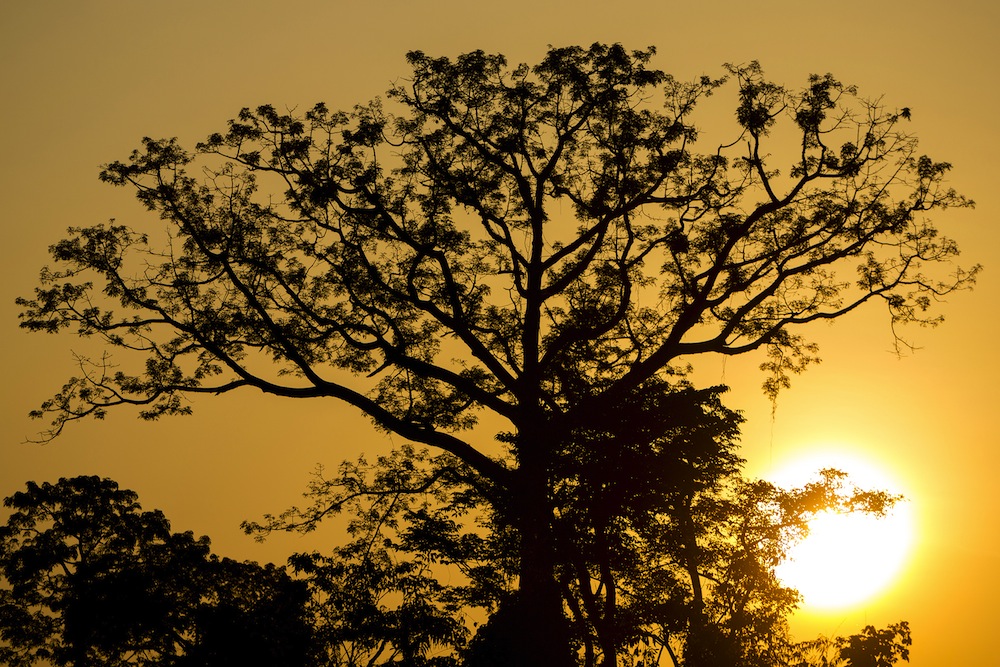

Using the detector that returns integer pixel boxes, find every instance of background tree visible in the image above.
[792,622,911,667]
[0,476,187,666]
[175,557,317,667]
[0,476,317,667]
[247,445,512,666]
[251,432,904,667]
[835,622,911,667]
[18,43,976,665]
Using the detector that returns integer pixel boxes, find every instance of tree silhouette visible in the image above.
[176,557,316,667]
[793,622,911,667]
[245,444,509,666]
[0,476,187,665]
[0,477,316,666]
[836,622,911,667]
[248,432,904,667]
[0,469,910,667]
[18,43,976,665]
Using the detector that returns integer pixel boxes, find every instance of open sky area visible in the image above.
[2,1,997,663]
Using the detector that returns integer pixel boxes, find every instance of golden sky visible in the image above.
[2,1,997,663]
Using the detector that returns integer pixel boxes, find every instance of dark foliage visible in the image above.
[17,43,973,666]
[0,477,317,667]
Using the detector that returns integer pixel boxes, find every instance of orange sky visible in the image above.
[2,2,997,663]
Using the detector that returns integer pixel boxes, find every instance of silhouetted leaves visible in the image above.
[838,622,911,667]
[0,477,317,666]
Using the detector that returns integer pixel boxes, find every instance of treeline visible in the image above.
[2,451,910,667]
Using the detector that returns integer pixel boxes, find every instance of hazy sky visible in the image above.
[2,2,997,663]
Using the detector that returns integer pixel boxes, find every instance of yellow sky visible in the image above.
[2,2,997,663]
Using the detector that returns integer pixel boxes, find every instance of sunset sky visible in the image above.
[2,2,997,663]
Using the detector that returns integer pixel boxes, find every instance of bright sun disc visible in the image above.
[769,451,915,610]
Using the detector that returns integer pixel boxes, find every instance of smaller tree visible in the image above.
[837,622,911,667]
[793,622,911,667]
[0,476,185,666]
[0,476,317,667]
[246,446,507,666]
[178,557,316,667]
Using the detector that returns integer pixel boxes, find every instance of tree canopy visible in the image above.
[17,43,976,666]
[19,43,976,444]
[0,476,317,667]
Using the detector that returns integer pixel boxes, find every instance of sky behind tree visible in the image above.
[1,2,996,663]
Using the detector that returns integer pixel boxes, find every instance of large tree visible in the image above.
[18,43,976,665]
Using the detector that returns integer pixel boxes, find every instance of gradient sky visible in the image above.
[2,2,997,663]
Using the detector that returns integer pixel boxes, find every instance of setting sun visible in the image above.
[769,451,915,610]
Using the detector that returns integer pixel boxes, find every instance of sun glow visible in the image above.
[769,451,915,610]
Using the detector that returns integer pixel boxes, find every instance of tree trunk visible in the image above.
[514,480,575,667]
[467,445,576,667]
